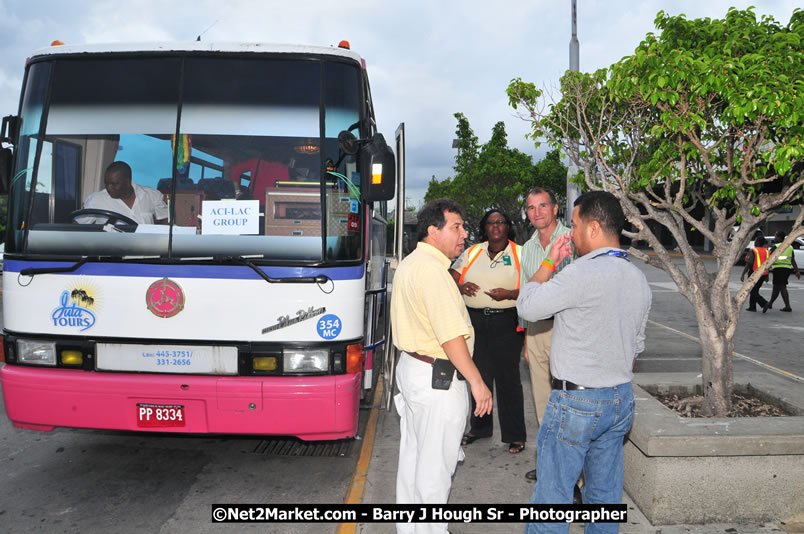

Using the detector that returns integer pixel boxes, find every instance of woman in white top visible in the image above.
[450,209,526,454]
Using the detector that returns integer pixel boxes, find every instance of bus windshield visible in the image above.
[7,54,365,263]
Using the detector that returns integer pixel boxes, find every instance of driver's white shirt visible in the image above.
[82,183,169,224]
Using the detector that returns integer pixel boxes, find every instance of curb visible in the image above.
[336,380,384,534]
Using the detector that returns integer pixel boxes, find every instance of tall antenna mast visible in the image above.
[570,0,579,72]
[565,0,581,223]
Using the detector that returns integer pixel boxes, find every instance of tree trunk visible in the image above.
[670,253,736,417]
[698,321,734,416]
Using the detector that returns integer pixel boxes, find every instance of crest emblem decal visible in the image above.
[146,278,185,318]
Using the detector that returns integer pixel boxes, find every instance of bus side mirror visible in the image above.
[1,115,19,195]
[1,115,19,144]
[360,133,395,202]
[0,147,11,195]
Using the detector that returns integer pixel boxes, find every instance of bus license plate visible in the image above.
[136,403,185,428]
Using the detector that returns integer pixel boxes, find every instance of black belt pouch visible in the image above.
[431,359,455,390]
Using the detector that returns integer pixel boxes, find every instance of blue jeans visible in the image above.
[526,383,634,534]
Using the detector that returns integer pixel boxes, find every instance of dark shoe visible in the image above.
[525,469,537,481]
[508,442,525,454]
[573,485,583,505]
[762,303,770,314]
[746,308,756,312]
[781,307,792,312]
[461,433,489,446]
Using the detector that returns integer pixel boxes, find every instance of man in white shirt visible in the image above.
[82,161,169,224]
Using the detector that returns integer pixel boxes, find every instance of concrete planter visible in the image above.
[625,373,804,524]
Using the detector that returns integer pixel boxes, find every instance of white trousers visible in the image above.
[394,352,468,534]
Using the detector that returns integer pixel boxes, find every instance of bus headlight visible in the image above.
[17,340,57,366]
[283,349,329,373]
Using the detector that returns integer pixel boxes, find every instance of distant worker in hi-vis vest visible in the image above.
[763,231,800,313]
[740,235,770,312]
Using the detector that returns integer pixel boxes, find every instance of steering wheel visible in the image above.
[70,208,138,228]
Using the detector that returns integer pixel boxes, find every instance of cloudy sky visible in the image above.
[0,0,797,206]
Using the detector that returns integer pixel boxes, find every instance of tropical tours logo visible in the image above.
[51,282,100,331]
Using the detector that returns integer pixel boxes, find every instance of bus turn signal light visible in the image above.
[60,350,83,366]
[372,163,383,185]
[346,344,364,374]
[253,356,278,372]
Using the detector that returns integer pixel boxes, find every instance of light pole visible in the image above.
[565,0,581,223]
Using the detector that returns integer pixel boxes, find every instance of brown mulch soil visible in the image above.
[655,392,789,418]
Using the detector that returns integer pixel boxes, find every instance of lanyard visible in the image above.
[592,249,629,261]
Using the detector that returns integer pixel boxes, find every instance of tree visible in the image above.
[533,148,570,208]
[507,7,804,416]
[425,113,567,242]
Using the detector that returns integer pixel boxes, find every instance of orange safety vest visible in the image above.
[752,247,770,272]
[458,240,521,289]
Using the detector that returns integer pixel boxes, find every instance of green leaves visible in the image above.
[506,78,543,111]
[508,6,803,253]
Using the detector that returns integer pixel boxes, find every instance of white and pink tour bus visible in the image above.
[0,40,405,440]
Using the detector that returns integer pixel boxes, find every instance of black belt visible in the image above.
[468,307,517,316]
[551,378,595,391]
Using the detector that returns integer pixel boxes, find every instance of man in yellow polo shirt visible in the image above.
[391,198,492,534]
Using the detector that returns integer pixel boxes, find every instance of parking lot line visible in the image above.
[648,319,804,383]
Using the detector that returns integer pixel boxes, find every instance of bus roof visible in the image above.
[30,41,365,65]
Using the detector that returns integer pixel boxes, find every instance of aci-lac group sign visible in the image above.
[202,200,259,235]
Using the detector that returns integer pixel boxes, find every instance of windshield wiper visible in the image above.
[20,258,92,277]
[19,255,158,277]
[219,255,331,285]
[19,255,330,285]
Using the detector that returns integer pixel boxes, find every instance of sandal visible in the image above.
[461,433,488,446]
[508,442,526,454]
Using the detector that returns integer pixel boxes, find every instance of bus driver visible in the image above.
[82,161,169,224]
